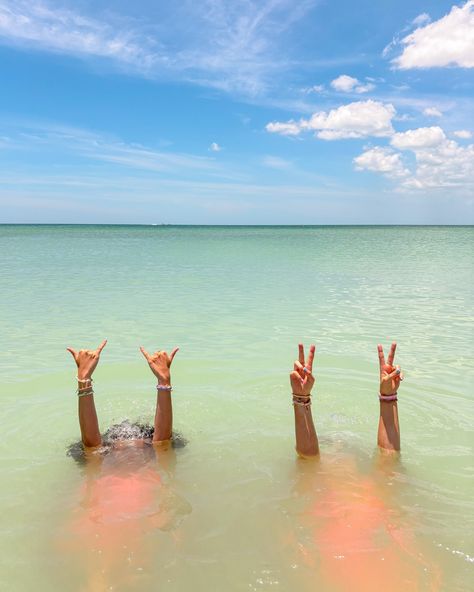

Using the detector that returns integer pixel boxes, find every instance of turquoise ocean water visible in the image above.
[0,225,473,591]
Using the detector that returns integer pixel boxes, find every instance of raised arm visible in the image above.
[290,343,319,458]
[140,345,179,443]
[67,339,107,448]
[377,342,403,452]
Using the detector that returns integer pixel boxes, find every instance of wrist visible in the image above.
[77,373,92,382]
[157,374,171,385]
[379,391,398,401]
[379,396,398,404]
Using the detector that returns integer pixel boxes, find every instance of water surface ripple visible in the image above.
[0,225,472,591]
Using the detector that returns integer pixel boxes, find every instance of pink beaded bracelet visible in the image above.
[379,393,398,402]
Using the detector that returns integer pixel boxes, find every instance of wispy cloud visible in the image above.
[0,1,159,71]
[1,120,221,175]
[423,107,443,118]
[261,155,293,169]
[453,129,472,139]
[0,167,358,224]
[0,0,320,96]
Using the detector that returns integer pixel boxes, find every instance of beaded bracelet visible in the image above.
[379,393,398,402]
[157,384,173,392]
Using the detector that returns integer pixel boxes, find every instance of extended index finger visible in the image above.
[387,342,397,366]
[307,344,316,372]
[377,344,385,370]
[298,343,305,365]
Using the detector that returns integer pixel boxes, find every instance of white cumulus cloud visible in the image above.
[330,74,375,93]
[209,142,222,152]
[391,126,446,150]
[353,147,409,178]
[266,100,396,140]
[401,138,474,189]
[393,0,474,69]
[356,126,474,191]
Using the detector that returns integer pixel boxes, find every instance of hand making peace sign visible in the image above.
[378,342,404,397]
[290,343,316,397]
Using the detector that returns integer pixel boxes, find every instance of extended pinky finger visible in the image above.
[96,339,107,353]
[139,346,151,361]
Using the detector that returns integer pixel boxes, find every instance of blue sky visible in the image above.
[0,0,473,224]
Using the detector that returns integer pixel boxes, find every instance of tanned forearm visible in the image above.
[67,341,107,449]
[139,345,179,444]
[153,390,173,442]
[377,342,403,453]
[294,403,319,457]
[78,380,102,448]
[377,400,400,451]
[291,344,318,458]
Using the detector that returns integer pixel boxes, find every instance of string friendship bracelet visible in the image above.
[292,394,312,407]
[379,393,398,402]
[77,387,94,398]
[157,384,173,392]
[76,375,94,397]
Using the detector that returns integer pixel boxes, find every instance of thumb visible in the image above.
[169,347,179,364]
[386,366,401,380]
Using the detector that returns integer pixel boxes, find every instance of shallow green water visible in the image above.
[0,225,472,591]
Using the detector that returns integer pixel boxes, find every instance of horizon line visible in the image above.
[1,223,473,228]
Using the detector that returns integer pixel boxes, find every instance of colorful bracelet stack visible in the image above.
[77,377,94,398]
[379,393,398,402]
[292,394,312,407]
